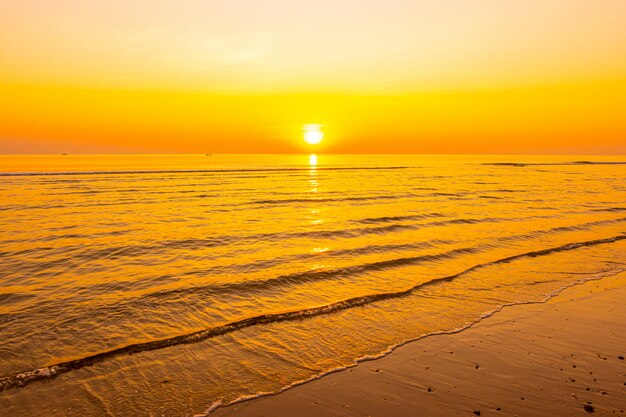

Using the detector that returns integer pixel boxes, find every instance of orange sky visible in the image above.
[1,0,625,154]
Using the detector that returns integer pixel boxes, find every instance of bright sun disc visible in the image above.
[303,124,324,145]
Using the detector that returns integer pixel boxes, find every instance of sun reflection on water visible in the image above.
[310,247,329,253]
[308,154,319,193]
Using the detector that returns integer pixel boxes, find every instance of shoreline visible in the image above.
[210,271,626,416]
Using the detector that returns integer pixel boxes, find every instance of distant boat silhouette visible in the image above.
[61,153,68,155]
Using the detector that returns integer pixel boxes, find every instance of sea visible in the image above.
[0,154,625,416]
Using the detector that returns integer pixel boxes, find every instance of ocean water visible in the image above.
[0,154,625,416]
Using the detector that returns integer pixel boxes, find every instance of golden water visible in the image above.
[0,154,625,416]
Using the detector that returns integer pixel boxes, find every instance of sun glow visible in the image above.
[303,124,324,145]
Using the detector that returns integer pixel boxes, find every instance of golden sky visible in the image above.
[1,0,625,154]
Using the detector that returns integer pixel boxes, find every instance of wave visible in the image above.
[1,234,624,392]
[168,213,626,288]
[156,239,453,279]
[356,213,444,224]
[145,246,481,300]
[3,214,621,322]
[241,194,413,206]
[484,161,626,167]
[500,216,626,242]
[1,216,508,265]
[202,267,625,415]
[0,292,35,305]
[0,166,409,177]
[590,207,626,213]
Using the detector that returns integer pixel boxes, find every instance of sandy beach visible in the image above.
[211,272,626,417]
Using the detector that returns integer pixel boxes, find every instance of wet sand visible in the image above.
[211,272,626,416]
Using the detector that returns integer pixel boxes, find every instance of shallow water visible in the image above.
[0,154,625,416]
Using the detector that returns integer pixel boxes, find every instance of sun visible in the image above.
[303,124,324,145]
